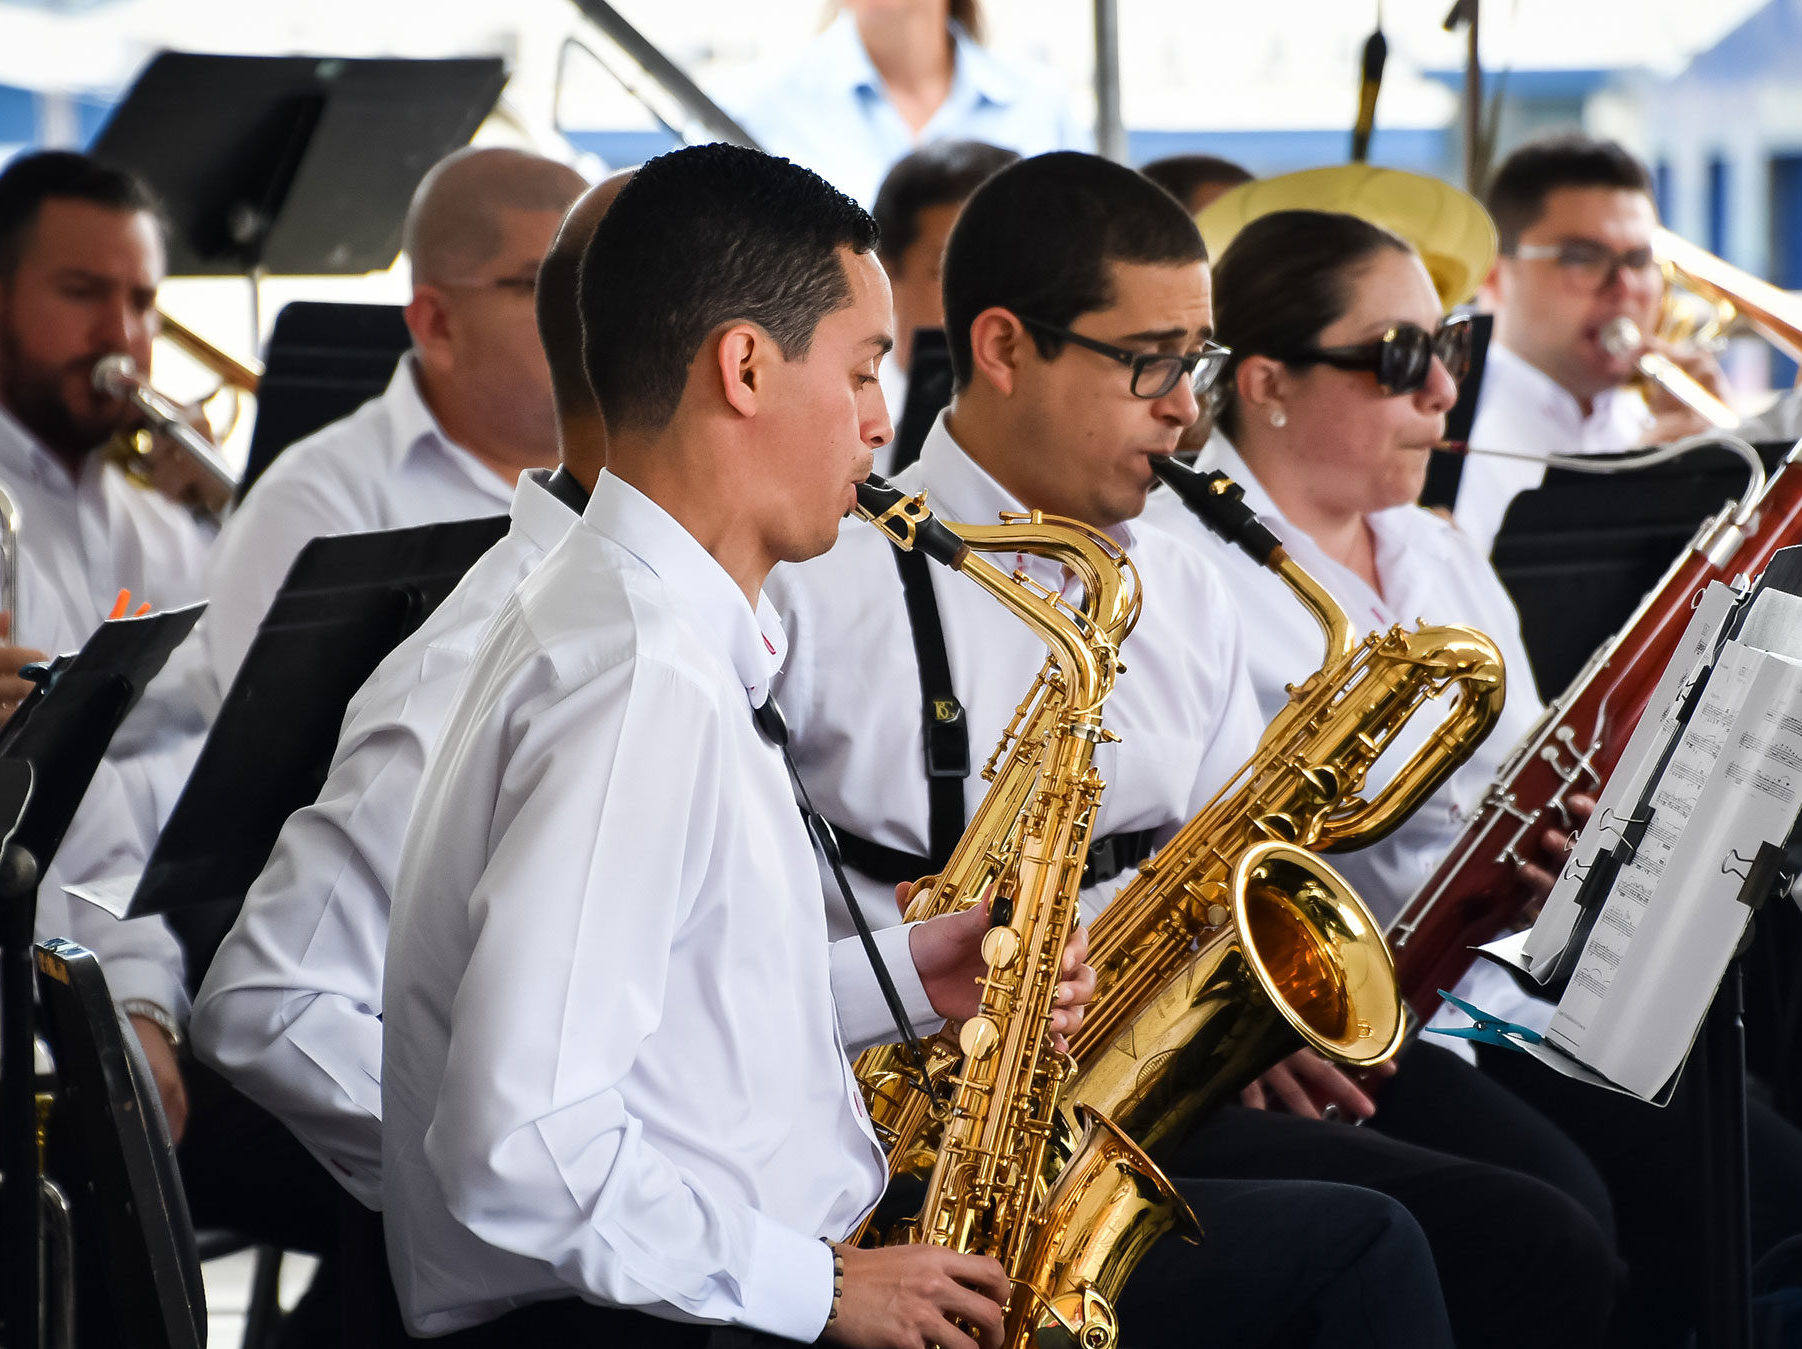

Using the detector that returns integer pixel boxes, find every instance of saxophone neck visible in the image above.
[1271,549,1358,668]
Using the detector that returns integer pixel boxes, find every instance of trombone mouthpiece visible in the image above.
[92,353,139,399]
[1599,317,1642,360]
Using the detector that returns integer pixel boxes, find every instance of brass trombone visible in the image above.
[1611,229,1802,429]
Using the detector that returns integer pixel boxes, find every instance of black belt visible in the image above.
[830,824,1158,892]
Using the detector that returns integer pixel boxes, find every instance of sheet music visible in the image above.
[1524,582,1741,972]
[1546,639,1802,1096]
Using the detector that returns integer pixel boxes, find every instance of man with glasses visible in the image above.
[1457,133,1730,553]
[765,152,1610,1346]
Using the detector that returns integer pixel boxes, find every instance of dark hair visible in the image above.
[0,150,160,279]
[537,215,590,423]
[1138,154,1253,213]
[1209,210,1412,439]
[580,143,878,434]
[873,140,1019,271]
[1485,132,1654,254]
[941,151,1207,390]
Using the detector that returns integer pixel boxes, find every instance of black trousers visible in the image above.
[1476,1039,1802,1349]
[397,1177,1451,1349]
[1168,1041,1621,1349]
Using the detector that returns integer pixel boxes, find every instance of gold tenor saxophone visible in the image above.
[1060,458,1505,1153]
[854,475,1196,1349]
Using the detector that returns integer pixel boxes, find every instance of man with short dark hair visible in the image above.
[0,148,205,1137]
[1460,132,1730,551]
[380,142,1090,1348]
[771,149,1615,1349]
[1139,152,1254,215]
[869,138,1017,426]
[771,150,1476,1349]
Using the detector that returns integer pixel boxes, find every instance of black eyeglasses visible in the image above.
[1017,315,1232,399]
[1511,239,1659,292]
[1275,314,1473,396]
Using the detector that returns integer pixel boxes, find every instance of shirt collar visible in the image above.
[581,472,787,706]
[1485,342,1645,439]
[509,467,587,554]
[383,354,456,470]
[912,409,1139,551]
[948,21,1020,106]
[820,11,1017,107]
[0,402,90,491]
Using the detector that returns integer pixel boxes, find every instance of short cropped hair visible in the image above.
[1210,209,1412,439]
[872,140,1019,269]
[1138,154,1253,212]
[403,147,587,285]
[1485,133,1654,254]
[0,151,159,279]
[941,151,1208,390]
[580,143,878,434]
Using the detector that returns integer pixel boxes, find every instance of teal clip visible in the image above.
[1427,989,1544,1050]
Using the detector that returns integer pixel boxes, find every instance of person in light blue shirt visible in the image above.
[729,0,1089,207]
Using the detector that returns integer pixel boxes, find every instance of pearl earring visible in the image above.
[1269,408,1288,429]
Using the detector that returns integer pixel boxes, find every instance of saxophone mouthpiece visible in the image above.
[1149,456,1284,566]
[856,473,967,566]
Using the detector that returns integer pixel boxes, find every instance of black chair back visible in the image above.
[33,939,203,1349]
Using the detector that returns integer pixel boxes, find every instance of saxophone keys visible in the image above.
[960,1015,1002,1059]
[982,925,1022,970]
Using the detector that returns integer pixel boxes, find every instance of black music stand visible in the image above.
[240,301,411,499]
[90,52,505,278]
[0,606,203,1349]
[129,516,508,987]
[1487,441,1794,700]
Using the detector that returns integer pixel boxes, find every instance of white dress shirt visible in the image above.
[768,413,1267,935]
[191,470,573,1209]
[1459,343,1652,555]
[381,472,936,1339]
[1144,435,1553,1054]
[201,355,517,696]
[728,13,1089,207]
[0,405,208,1020]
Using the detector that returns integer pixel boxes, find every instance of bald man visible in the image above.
[191,170,625,1212]
[197,147,588,695]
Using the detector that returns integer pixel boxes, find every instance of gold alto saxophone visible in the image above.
[1060,457,1506,1154]
[854,476,1196,1349]
[851,495,1138,1167]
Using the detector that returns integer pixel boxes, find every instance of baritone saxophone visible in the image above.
[854,475,1196,1349]
[1061,457,1506,1155]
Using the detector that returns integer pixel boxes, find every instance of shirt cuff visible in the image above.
[829,921,939,1056]
[739,1214,835,1342]
[103,955,191,1028]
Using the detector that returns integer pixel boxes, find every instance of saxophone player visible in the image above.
[379,143,1109,1348]
[768,150,1610,1347]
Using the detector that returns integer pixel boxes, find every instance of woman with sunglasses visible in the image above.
[1159,207,1802,1349]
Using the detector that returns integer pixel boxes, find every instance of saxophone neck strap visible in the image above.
[892,544,971,871]
[753,695,942,1108]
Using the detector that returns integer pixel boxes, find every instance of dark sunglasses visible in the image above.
[1017,315,1232,400]
[1276,314,1473,395]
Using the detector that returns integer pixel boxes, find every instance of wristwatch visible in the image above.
[121,999,184,1053]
